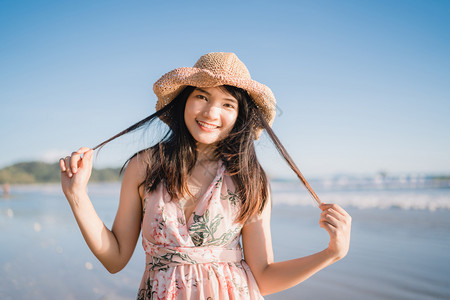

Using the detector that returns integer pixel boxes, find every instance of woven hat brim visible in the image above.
[154,67,276,138]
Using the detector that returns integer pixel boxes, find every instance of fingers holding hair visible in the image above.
[320,210,340,229]
[70,147,92,174]
[320,203,351,218]
[59,147,94,178]
[318,203,352,260]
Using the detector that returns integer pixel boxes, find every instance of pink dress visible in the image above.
[138,161,263,299]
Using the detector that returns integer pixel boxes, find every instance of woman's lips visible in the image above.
[197,120,219,131]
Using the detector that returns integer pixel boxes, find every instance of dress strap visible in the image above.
[143,237,242,271]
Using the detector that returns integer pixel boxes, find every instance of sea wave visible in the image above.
[271,181,450,211]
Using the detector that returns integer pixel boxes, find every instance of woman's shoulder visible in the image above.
[123,149,154,182]
[122,149,155,199]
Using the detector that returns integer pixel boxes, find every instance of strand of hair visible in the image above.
[261,118,322,206]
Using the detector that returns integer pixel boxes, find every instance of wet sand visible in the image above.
[266,205,450,299]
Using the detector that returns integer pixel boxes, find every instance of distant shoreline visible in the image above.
[0,161,121,184]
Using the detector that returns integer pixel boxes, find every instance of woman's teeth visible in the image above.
[197,121,218,129]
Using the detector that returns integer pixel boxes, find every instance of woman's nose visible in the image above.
[203,104,220,119]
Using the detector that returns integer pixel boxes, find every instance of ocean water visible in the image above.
[0,181,449,299]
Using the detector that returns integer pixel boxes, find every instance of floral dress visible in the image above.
[138,161,263,300]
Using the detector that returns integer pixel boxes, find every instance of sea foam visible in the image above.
[271,177,450,211]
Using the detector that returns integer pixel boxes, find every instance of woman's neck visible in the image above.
[196,143,217,163]
[190,143,219,186]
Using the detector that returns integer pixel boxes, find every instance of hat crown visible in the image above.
[193,52,251,80]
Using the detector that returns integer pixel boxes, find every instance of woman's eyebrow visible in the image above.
[195,88,211,95]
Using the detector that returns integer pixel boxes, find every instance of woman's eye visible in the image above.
[224,103,235,109]
[196,95,207,100]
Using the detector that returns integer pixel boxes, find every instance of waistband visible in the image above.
[143,237,243,271]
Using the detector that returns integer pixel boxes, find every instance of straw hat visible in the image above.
[153,52,276,139]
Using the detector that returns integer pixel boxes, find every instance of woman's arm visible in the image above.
[60,148,145,273]
[242,195,352,296]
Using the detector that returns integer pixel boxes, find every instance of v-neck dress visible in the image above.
[137,161,263,300]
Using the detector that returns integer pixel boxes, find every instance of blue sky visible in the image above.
[1,0,449,178]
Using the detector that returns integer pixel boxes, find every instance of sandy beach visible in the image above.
[1,183,449,299]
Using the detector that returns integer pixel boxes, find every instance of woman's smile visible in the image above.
[196,120,220,131]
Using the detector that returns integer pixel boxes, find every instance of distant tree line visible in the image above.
[0,161,121,184]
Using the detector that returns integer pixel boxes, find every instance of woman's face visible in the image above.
[184,86,239,148]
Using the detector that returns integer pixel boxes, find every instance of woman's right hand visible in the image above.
[59,147,94,199]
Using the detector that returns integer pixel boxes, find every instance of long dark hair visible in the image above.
[93,85,317,224]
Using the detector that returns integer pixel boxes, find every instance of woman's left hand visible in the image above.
[319,203,352,261]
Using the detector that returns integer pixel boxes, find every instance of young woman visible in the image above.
[60,52,351,299]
